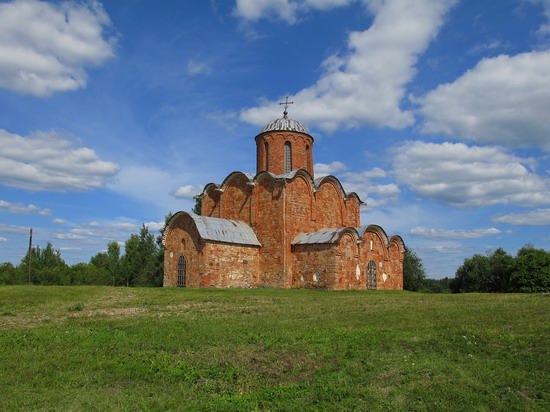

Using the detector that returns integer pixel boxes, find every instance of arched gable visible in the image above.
[358,224,390,261]
[389,235,406,261]
[201,183,222,217]
[220,172,254,223]
[314,175,347,199]
[314,175,346,227]
[220,171,255,188]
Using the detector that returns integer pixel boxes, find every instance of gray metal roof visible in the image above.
[189,213,261,246]
[292,228,352,245]
[261,114,309,134]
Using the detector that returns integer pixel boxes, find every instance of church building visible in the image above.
[163,104,405,290]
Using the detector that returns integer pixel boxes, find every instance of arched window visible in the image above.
[265,141,269,170]
[306,145,311,172]
[284,141,292,173]
[177,255,187,287]
[367,260,377,290]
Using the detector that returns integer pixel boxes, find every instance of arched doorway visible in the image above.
[367,260,377,290]
[177,255,187,287]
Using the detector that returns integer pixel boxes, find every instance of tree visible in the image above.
[488,248,514,292]
[403,248,426,291]
[120,225,161,286]
[450,253,491,293]
[19,242,69,285]
[0,262,22,285]
[90,241,121,285]
[510,245,550,293]
[192,194,202,215]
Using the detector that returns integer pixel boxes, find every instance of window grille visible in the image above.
[177,255,187,287]
[367,260,377,290]
[284,142,292,173]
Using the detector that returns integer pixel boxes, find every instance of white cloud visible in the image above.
[0,129,119,191]
[0,0,116,97]
[0,237,7,242]
[0,223,29,234]
[54,232,87,240]
[314,161,347,176]
[144,221,164,232]
[0,199,52,215]
[240,0,456,131]
[187,59,211,76]
[530,0,550,35]
[173,184,201,199]
[393,141,550,207]
[338,167,400,207]
[108,164,187,213]
[418,51,550,151]
[410,227,501,240]
[493,208,550,225]
[234,0,357,23]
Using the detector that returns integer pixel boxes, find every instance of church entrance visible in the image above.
[177,255,187,287]
[367,260,377,290]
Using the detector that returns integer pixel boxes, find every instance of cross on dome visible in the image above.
[279,96,294,117]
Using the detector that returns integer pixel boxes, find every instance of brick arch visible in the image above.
[335,231,360,290]
[220,172,254,223]
[202,183,222,217]
[163,212,204,287]
[314,177,346,227]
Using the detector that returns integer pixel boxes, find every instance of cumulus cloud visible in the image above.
[0,129,119,191]
[173,184,201,199]
[337,166,400,207]
[410,227,501,239]
[393,141,550,207]
[314,161,347,177]
[240,0,456,131]
[145,221,164,232]
[0,0,116,97]
[0,199,52,215]
[234,0,354,23]
[493,208,550,225]
[53,220,140,245]
[418,51,550,151]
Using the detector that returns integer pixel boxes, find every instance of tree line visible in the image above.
[0,224,165,287]
[403,245,550,293]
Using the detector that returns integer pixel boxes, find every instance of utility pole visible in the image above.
[27,228,33,284]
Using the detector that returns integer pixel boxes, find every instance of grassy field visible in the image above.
[0,286,549,411]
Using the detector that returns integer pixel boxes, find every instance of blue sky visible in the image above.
[1,0,550,279]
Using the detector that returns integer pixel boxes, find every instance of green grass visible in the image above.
[0,286,549,411]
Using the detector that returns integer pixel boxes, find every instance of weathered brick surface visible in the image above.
[256,131,314,176]
[164,116,404,290]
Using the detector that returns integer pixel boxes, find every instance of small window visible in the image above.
[264,141,269,170]
[367,260,376,290]
[284,142,292,173]
[306,145,311,171]
[177,255,187,287]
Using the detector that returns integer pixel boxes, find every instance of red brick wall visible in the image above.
[254,176,286,287]
[222,174,253,224]
[163,213,204,287]
[291,243,336,289]
[315,180,344,228]
[256,131,314,176]
[203,187,221,218]
[200,243,259,288]
[335,233,360,290]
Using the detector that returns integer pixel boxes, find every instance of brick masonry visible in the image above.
[164,116,405,290]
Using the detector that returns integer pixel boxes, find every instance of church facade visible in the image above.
[163,109,405,290]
